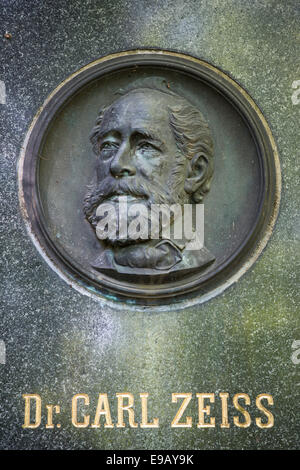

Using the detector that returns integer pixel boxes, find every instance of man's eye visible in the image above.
[100,142,119,151]
[137,142,157,152]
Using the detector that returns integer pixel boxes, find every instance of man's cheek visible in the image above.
[96,159,111,178]
[137,157,163,178]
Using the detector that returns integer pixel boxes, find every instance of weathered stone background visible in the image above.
[0,0,299,449]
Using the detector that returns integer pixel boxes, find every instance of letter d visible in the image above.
[22,394,42,428]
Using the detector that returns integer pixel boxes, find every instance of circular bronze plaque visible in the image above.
[18,50,281,305]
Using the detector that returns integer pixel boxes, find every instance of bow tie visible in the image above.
[114,240,183,270]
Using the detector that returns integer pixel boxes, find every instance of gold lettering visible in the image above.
[140,393,159,428]
[91,394,114,428]
[22,394,42,429]
[255,394,274,428]
[219,392,230,428]
[71,394,90,428]
[197,393,215,428]
[171,393,192,428]
[46,404,60,429]
[233,393,251,428]
[116,393,138,428]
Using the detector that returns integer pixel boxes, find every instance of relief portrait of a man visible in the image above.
[83,83,215,281]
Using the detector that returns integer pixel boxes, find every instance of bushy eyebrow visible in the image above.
[98,129,121,140]
[131,129,164,147]
[98,128,164,148]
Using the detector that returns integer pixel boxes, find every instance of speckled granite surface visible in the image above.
[0,0,299,449]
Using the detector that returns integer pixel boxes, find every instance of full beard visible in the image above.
[83,174,186,246]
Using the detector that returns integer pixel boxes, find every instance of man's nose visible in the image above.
[110,142,136,178]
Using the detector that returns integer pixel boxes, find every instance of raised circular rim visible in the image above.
[18,49,281,306]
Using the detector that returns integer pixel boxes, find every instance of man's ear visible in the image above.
[184,153,210,203]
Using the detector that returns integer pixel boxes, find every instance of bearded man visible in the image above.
[83,84,215,280]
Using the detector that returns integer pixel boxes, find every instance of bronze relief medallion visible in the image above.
[18,50,281,305]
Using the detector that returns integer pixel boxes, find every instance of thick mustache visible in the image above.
[99,179,150,201]
[84,176,172,211]
[86,177,151,208]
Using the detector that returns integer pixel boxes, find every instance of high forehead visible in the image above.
[100,89,177,135]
